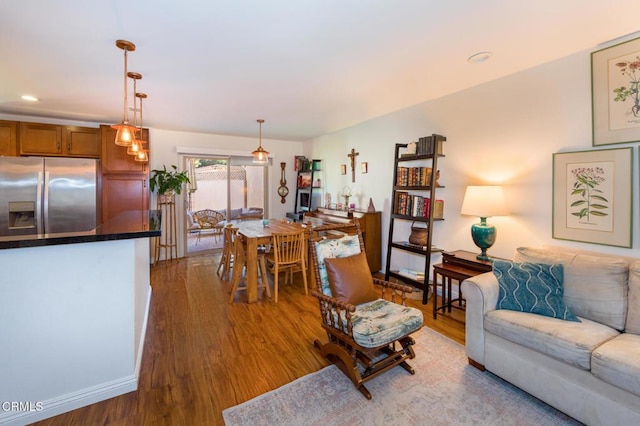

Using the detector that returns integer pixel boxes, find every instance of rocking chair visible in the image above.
[309,222,423,399]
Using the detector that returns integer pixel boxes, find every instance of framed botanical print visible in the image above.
[552,147,632,247]
[592,36,640,145]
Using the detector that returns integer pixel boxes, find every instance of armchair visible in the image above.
[308,222,423,399]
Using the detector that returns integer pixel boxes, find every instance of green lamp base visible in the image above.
[471,217,496,261]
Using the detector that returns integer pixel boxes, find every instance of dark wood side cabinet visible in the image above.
[0,120,18,156]
[432,250,493,319]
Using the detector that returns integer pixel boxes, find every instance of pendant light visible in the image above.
[134,92,149,162]
[126,72,142,155]
[112,40,137,146]
[252,119,269,165]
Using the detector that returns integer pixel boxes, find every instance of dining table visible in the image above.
[234,219,305,303]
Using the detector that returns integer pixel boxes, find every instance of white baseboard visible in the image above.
[135,288,153,377]
[0,376,138,426]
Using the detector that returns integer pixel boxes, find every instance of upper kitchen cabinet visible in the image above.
[19,122,100,158]
[100,125,148,174]
[0,120,18,156]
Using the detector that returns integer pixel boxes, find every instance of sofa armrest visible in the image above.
[461,271,499,367]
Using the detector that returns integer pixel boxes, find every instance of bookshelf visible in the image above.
[384,135,446,304]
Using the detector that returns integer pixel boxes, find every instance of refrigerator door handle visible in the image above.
[43,171,50,234]
[36,171,44,234]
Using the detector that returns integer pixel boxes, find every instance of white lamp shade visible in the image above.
[461,185,509,218]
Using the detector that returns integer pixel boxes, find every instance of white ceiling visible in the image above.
[1,1,639,141]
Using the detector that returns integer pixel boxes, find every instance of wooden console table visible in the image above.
[432,250,493,319]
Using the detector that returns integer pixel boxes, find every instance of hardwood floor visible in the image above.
[35,252,465,425]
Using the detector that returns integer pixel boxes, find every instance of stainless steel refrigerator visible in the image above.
[0,157,98,236]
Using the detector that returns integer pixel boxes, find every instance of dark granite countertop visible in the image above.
[0,210,161,250]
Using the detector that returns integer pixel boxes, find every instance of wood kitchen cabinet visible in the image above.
[101,174,150,227]
[99,124,150,225]
[19,122,100,158]
[100,125,148,174]
[0,120,18,156]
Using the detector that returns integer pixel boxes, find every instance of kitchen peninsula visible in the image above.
[0,211,160,426]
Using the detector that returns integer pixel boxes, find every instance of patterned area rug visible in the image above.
[223,327,580,426]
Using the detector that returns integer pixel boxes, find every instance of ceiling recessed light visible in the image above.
[21,95,39,102]
[467,51,493,64]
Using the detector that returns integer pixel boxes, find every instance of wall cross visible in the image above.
[348,148,359,183]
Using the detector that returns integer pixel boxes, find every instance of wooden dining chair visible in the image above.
[216,225,237,280]
[228,234,271,303]
[266,229,308,303]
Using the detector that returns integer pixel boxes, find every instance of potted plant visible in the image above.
[150,165,190,203]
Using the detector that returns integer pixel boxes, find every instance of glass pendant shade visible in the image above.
[127,139,141,155]
[132,92,148,162]
[252,119,269,165]
[134,150,149,162]
[113,123,137,147]
[111,40,136,146]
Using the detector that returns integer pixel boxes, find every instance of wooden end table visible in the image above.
[432,250,494,319]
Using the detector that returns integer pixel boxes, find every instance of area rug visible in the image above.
[222,327,581,425]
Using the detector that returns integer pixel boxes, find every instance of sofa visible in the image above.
[229,207,263,221]
[462,246,640,425]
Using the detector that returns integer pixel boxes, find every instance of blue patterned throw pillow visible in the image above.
[493,260,580,322]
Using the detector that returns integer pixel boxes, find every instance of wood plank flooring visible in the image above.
[34,252,465,425]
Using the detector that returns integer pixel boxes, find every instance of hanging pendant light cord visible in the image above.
[123,48,129,123]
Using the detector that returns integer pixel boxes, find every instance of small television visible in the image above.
[299,192,321,211]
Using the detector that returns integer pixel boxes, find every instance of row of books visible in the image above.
[394,192,444,218]
[400,136,445,157]
[396,166,432,187]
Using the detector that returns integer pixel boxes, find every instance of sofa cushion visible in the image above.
[626,260,640,334]
[493,260,579,322]
[314,234,361,296]
[485,309,619,370]
[325,252,378,305]
[592,333,640,397]
[514,247,629,330]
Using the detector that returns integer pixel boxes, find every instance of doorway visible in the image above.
[184,155,268,255]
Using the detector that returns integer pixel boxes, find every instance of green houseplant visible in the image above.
[150,165,190,196]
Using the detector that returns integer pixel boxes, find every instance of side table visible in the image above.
[432,250,493,319]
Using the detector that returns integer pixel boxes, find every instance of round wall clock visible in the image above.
[278,162,289,203]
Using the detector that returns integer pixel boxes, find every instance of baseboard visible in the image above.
[135,288,153,378]
[0,376,138,426]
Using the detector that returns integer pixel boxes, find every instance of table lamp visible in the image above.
[460,185,509,260]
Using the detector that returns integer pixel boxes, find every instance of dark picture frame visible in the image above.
[592,36,640,146]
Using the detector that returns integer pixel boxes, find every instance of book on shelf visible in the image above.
[393,193,444,219]
[395,166,433,186]
[394,240,437,251]
[417,136,444,156]
[397,268,425,281]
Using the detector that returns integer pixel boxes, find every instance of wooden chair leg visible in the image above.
[273,265,280,303]
[300,262,308,295]
[228,257,245,303]
[258,255,271,298]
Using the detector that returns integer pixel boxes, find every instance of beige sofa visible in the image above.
[462,246,640,425]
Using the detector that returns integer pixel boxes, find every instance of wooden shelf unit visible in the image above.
[384,134,446,304]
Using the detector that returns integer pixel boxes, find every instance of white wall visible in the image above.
[0,238,151,425]
[149,129,305,257]
[308,46,640,273]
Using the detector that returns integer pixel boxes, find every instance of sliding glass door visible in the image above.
[185,155,268,254]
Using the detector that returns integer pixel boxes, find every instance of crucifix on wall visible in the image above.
[348,148,359,183]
